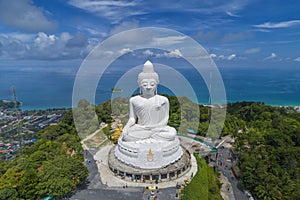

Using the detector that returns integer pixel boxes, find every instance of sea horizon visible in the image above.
[1,61,300,111]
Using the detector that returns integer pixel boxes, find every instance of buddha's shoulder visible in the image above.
[129,95,142,102]
[156,95,168,101]
[129,95,168,102]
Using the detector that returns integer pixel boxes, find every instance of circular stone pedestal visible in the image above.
[108,145,191,182]
[115,137,183,169]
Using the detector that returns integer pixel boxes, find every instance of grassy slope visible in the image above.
[181,155,223,200]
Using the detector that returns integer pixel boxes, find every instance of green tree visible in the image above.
[19,169,38,200]
[0,165,25,191]
[0,188,19,200]
[36,154,88,198]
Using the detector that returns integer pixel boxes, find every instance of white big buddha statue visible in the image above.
[115,61,183,169]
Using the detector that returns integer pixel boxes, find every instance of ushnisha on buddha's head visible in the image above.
[137,60,159,97]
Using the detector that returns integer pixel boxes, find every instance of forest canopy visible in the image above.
[0,97,299,200]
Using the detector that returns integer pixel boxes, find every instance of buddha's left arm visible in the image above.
[160,99,170,126]
[150,98,169,128]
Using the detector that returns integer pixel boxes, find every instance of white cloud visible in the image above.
[119,48,133,55]
[154,49,183,58]
[140,49,184,58]
[0,33,35,42]
[211,53,239,61]
[263,53,280,60]
[227,54,237,60]
[68,0,139,23]
[254,20,300,29]
[70,0,136,7]
[0,0,57,32]
[245,48,260,54]
[143,50,154,56]
[152,0,246,14]
[264,53,277,60]
[104,51,114,56]
[226,11,240,17]
[165,49,183,58]
[34,32,57,49]
[152,36,187,46]
[0,39,29,58]
[60,32,72,42]
[210,54,217,58]
[68,0,250,24]
[110,21,139,35]
[191,1,249,14]
[78,27,107,37]
[294,57,300,62]
[219,55,225,60]
[0,32,93,60]
[84,28,100,35]
[254,29,271,33]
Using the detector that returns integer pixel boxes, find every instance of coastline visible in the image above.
[18,105,71,111]
[17,99,300,112]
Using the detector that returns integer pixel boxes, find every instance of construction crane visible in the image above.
[11,86,23,160]
[11,86,17,107]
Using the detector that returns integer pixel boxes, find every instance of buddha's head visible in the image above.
[138,60,159,97]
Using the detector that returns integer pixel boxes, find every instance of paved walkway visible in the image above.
[71,150,177,200]
[81,124,108,149]
[72,136,241,199]
[217,145,248,200]
[220,173,235,200]
[93,143,198,189]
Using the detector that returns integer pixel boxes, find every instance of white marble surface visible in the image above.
[94,141,198,188]
[115,137,183,169]
[116,61,183,169]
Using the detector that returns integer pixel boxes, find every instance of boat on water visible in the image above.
[111,87,123,93]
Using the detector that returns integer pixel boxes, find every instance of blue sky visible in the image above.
[0,0,300,67]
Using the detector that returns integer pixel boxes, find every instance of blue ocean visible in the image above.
[1,58,300,110]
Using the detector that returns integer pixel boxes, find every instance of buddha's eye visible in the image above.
[150,82,155,86]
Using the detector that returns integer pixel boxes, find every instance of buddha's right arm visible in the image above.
[123,99,136,133]
[123,118,136,133]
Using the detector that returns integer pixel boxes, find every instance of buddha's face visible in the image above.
[139,78,157,96]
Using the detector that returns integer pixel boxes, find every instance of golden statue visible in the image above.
[112,120,123,142]
[147,148,154,162]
